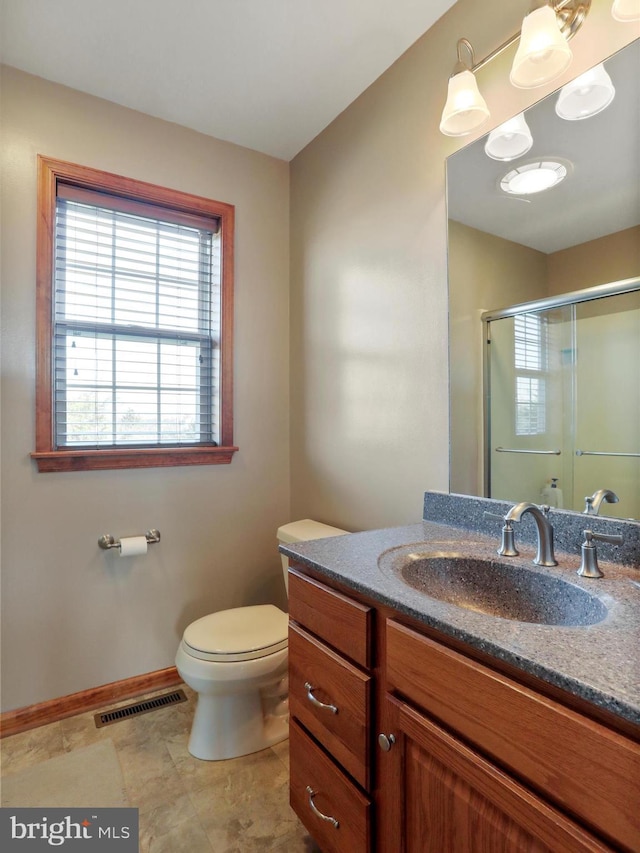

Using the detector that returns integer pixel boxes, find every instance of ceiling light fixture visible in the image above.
[439,39,490,137]
[555,62,616,119]
[500,160,568,195]
[439,1,591,137]
[484,113,534,160]
[611,0,640,21]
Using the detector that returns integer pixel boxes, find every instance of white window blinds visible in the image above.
[514,313,547,436]
[514,313,545,371]
[53,184,221,449]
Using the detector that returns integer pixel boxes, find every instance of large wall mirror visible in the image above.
[447,39,639,520]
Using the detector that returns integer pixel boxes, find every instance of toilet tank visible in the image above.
[277,519,348,594]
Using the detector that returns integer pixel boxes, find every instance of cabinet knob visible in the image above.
[378,733,396,752]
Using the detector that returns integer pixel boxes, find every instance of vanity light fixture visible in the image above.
[611,0,640,21]
[500,160,568,195]
[510,3,573,89]
[439,1,591,136]
[484,113,534,160]
[555,62,616,119]
[439,38,490,137]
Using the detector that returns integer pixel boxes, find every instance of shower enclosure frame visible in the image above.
[481,275,640,501]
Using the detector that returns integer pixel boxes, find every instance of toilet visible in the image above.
[175,519,348,760]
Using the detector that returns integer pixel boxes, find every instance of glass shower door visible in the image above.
[487,305,573,507]
[485,287,640,516]
[573,290,640,518]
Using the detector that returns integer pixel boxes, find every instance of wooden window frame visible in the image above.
[32,156,238,472]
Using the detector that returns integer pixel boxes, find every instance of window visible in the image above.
[33,157,237,472]
[514,312,547,436]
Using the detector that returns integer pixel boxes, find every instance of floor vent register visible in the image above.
[94,689,187,728]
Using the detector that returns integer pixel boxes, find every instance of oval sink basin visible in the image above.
[379,549,608,626]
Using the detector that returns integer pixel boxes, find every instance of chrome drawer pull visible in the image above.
[304,682,338,714]
[306,786,339,828]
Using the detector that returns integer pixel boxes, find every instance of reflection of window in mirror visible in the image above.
[514,314,547,436]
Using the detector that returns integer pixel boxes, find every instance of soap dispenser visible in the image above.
[541,478,563,508]
[551,478,563,508]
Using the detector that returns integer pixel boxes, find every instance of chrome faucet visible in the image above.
[584,489,619,515]
[504,502,557,567]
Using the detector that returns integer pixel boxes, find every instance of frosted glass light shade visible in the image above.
[510,5,573,89]
[555,63,615,120]
[611,0,640,22]
[439,69,490,136]
[484,113,534,160]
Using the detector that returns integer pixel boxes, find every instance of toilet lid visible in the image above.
[183,604,288,662]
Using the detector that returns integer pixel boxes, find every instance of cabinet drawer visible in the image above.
[386,619,640,853]
[290,719,371,853]
[288,568,372,668]
[289,623,371,788]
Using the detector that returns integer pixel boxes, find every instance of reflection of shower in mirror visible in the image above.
[447,40,640,521]
[482,281,639,518]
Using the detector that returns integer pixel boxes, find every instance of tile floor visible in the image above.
[1,685,321,852]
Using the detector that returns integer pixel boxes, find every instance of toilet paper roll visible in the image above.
[119,536,148,557]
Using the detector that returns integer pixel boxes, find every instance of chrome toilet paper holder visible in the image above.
[98,529,161,551]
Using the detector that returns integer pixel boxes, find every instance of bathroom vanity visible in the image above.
[283,495,640,853]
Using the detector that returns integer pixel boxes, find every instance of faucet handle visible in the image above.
[587,530,624,547]
[483,511,519,557]
[577,529,624,578]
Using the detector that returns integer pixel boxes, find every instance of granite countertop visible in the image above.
[281,519,640,727]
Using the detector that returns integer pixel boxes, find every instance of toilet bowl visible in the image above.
[176,519,348,761]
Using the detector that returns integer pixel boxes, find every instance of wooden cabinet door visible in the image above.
[386,620,640,851]
[381,696,613,853]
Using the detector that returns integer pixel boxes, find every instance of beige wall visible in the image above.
[0,67,290,711]
[548,226,640,295]
[289,0,634,530]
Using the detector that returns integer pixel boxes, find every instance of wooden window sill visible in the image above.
[31,446,239,472]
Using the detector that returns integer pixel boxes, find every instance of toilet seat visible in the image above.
[182,604,288,662]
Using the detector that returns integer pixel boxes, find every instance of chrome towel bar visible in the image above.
[495,447,561,455]
[576,450,640,458]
